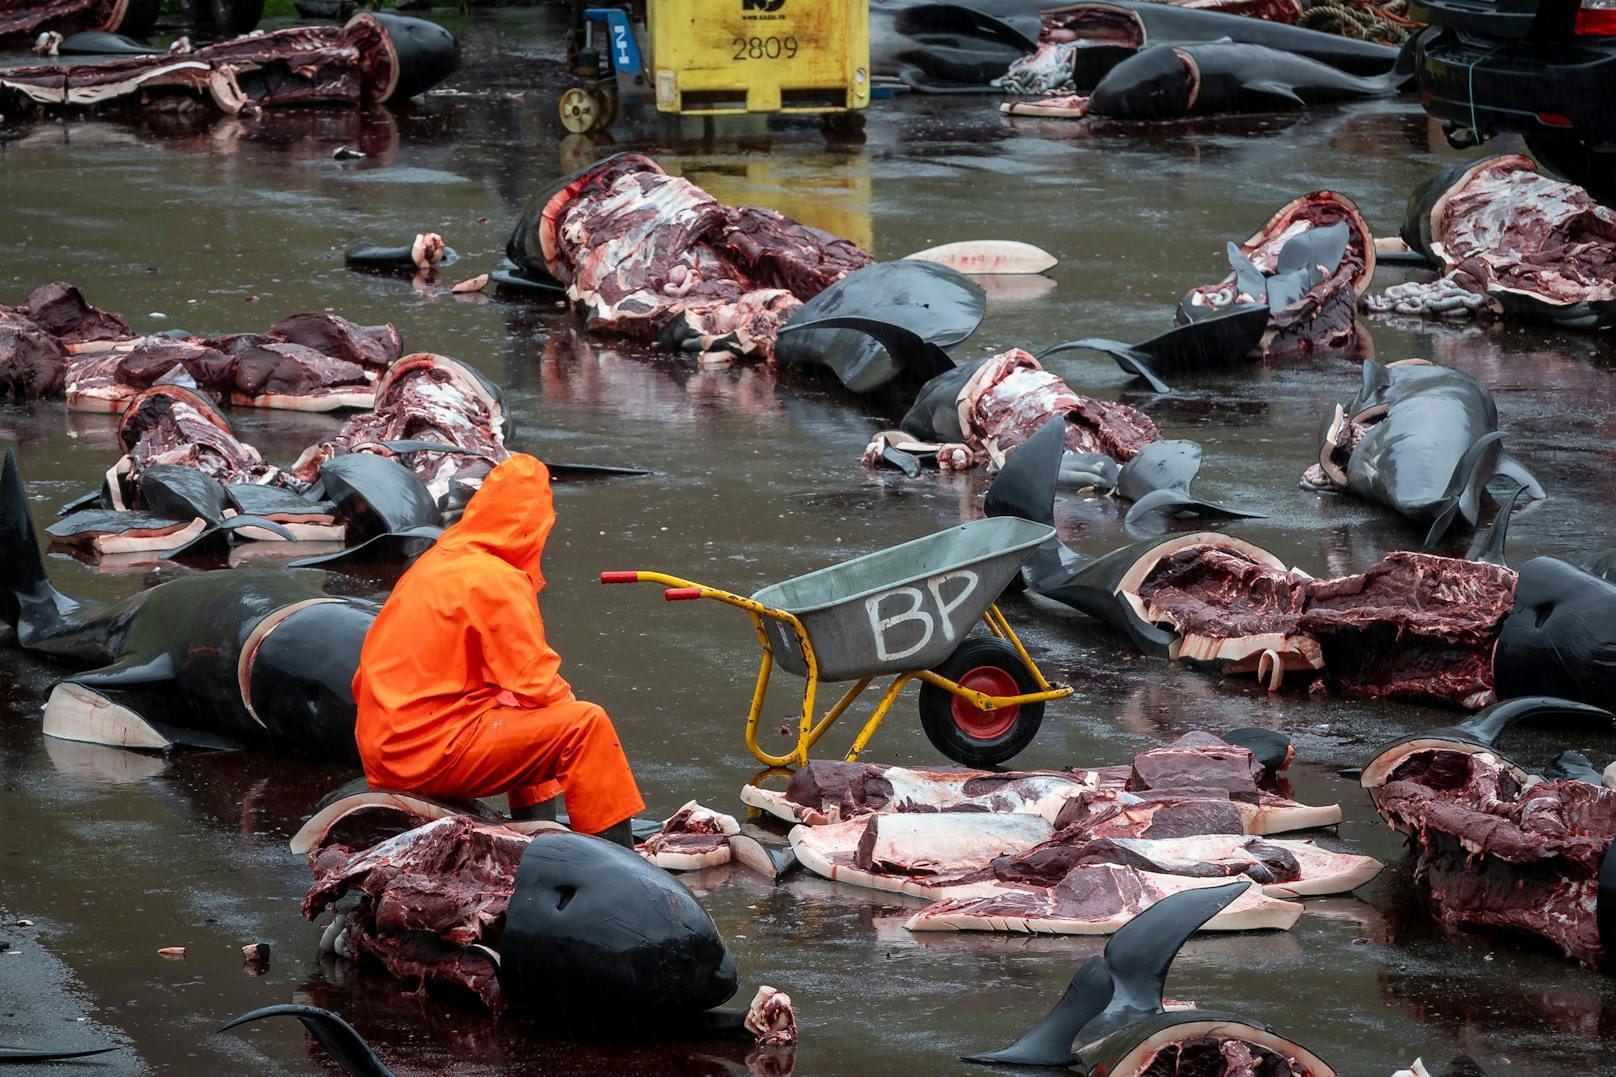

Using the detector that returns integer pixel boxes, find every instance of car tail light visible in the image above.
[1576,0,1616,35]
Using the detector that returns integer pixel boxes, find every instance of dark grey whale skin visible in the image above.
[1090,41,1405,121]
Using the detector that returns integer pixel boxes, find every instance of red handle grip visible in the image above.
[600,572,639,584]
[664,588,702,601]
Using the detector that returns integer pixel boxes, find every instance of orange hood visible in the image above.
[437,453,554,590]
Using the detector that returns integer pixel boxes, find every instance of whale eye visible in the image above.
[1534,602,1554,629]
[555,884,576,911]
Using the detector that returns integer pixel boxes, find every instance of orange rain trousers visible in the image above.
[397,698,643,828]
[353,454,644,835]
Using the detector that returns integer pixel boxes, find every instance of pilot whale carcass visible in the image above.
[500,153,872,359]
[1301,359,1544,547]
[302,816,798,1043]
[1367,155,1616,329]
[0,450,376,759]
[0,0,161,49]
[0,14,460,117]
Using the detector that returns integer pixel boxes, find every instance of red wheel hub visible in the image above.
[951,665,1020,740]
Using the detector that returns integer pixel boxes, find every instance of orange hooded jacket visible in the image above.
[353,454,576,790]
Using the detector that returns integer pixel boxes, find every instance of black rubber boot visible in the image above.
[598,819,636,849]
[509,795,559,823]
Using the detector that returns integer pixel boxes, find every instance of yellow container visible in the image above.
[647,0,870,115]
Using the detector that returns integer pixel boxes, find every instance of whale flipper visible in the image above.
[962,956,1113,1066]
[0,1044,119,1063]
[1454,696,1613,749]
[163,515,299,562]
[1468,483,1528,567]
[1123,487,1264,527]
[1036,337,1170,393]
[1494,452,1544,500]
[1543,750,1604,785]
[1244,79,1305,107]
[220,1005,394,1077]
[0,449,82,637]
[1422,430,1509,549]
[288,525,444,569]
[69,652,176,689]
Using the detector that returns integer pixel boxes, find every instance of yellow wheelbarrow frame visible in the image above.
[601,570,1073,767]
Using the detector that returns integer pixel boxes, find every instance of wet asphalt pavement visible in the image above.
[4,6,1616,1075]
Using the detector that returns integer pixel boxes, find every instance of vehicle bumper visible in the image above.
[1414,27,1616,146]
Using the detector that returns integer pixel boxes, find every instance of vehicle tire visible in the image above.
[591,86,617,130]
[918,636,1045,768]
[210,0,264,37]
[1524,131,1616,205]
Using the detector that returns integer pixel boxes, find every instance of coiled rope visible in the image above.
[1299,0,1421,45]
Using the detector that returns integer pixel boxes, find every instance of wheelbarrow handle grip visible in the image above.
[664,588,703,601]
[599,572,639,584]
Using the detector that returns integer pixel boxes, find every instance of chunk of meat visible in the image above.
[288,353,508,496]
[0,0,126,46]
[531,155,871,358]
[229,342,374,410]
[0,310,67,397]
[958,349,1159,468]
[305,816,530,1010]
[266,312,402,373]
[0,26,379,115]
[637,800,741,870]
[1134,546,1516,708]
[64,338,235,413]
[1367,155,1616,320]
[19,282,130,346]
[1370,748,1616,966]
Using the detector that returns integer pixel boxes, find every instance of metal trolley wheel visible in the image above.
[559,86,616,134]
[918,637,1046,768]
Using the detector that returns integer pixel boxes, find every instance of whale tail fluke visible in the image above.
[220,1005,394,1077]
[0,449,79,638]
[962,881,1248,1068]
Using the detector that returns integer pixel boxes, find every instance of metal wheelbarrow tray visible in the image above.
[602,517,1073,768]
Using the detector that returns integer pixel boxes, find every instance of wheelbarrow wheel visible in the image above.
[919,637,1044,768]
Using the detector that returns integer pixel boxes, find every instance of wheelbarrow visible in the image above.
[600,517,1072,768]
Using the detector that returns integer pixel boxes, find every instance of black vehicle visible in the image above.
[1411,0,1616,198]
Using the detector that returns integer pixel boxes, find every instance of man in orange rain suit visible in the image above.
[352,453,645,846]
